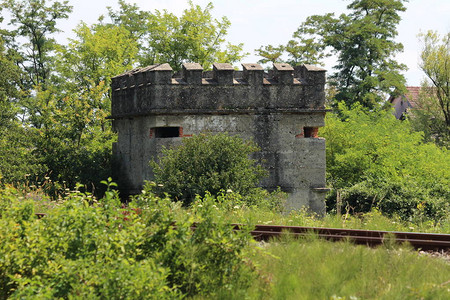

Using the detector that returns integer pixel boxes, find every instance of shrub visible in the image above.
[0,125,45,185]
[0,180,258,298]
[150,133,267,206]
[321,103,450,220]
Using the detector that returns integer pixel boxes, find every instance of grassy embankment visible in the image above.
[1,184,449,299]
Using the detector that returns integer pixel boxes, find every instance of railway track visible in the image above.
[235,224,450,251]
[35,213,450,251]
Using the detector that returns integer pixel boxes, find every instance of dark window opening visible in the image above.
[303,127,318,138]
[152,127,181,138]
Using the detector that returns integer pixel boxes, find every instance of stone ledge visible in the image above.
[109,108,331,119]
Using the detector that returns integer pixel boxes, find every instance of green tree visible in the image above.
[257,0,407,108]
[254,45,285,65]
[254,14,331,67]
[104,0,152,43]
[1,0,72,89]
[308,0,407,108]
[0,36,19,127]
[321,103,449,219]
[0,0,247,194]
[410,83,450,148]
[30,23,139,191]
[1,0,73,134]
[56,23,138,86]
[29,83,116,191]
[0,36,43,183]
[105,1,246,70]
[412,31,450,147]
[151,133,267,206]
[53,22,138,135]
[284,36,328,67]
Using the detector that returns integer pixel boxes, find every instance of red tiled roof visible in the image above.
[389,86,421,107]
[404,86,421,108]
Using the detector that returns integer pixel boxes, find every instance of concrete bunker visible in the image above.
[110,62,328,213]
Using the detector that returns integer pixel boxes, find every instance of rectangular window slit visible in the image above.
[303,127,318,138]
[151,127,181,138]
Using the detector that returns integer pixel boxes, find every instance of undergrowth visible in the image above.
[1,181,449,299]
[0,180,260,299]
[197,195,450,234]
[247,235,450,300]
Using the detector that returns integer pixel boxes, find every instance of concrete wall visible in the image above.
[111,62,328,213]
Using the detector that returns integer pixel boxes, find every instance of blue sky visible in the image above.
[14,0,450,85]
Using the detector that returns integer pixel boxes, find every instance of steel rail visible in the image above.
[232,224,450,251]
[34,214,450,251]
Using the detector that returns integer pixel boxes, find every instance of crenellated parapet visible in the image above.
[111,62,326,118]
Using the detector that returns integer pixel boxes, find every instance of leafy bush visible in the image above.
[0,180,258,298]
[151,133,268,206]
[0,125,45,185]
[320,103,450,220]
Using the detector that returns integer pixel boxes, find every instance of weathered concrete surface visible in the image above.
[111,62,328,213]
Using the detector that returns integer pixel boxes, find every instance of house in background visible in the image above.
[389,86,420,119]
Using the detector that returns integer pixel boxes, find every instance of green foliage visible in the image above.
[55,22,138,88]
[254,237,450,299]
[137,190,257,297]
[0,125,44,184]
[0,1,246,195]
[255,44,285,65]
[410,83,450,148]
[151,133,268,206]
[0,181,257,298]
[1,182,449,298]
[30,22,138,191]
[320,104,450,219]
[284,32,329,66]
[200,198,450,234]
[1,0,73,88]
[24,81,116,195]
[255,14,330,67]
[0,36,19,124]
[104,0,152,43]
[326,0,408,108]
[0,192,175,299]
[412,31,450,146]
[0,8,137,193]
[0,36,44,183]
[257,0,407,108]
[105,1,246,70]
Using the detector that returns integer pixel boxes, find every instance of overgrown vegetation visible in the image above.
[151,133,268,206]
[0,181,259,298]
[321,103,449,220]
[256,0,407,109]
[1,183,449,299]
[1,1,449,296]
[410,31,450,147]
[252,236,450,300]
[0,0,246,195]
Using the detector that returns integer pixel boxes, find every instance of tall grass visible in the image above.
[246,236,450,299]
[214,205,450,234]
[1,184,449,298]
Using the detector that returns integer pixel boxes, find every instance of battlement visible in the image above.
[111,63,326,118]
